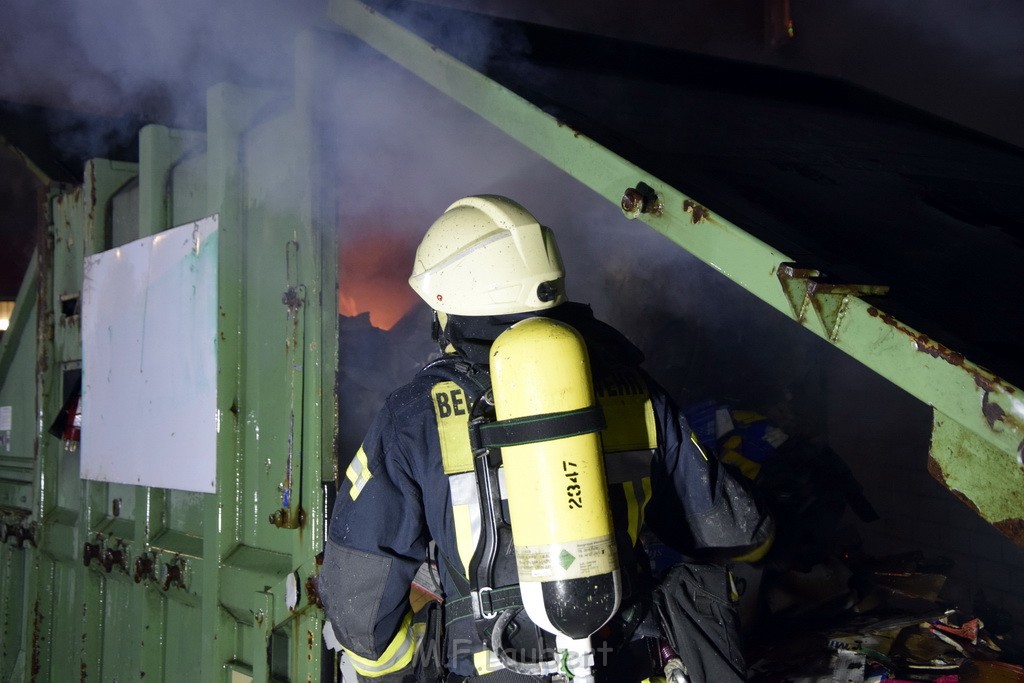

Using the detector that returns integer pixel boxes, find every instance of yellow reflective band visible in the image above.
[623,477,654,545]
[596,371,657,452]
[690,431,709,461]
[431,381,474,474]
[344,612,415,677]
[346,447,373,501]
[473,648,502,674]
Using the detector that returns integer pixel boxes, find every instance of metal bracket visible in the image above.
[777,263,889,342]
[473,587,499,620]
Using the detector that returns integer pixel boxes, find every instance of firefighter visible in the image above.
[320,195,773,682]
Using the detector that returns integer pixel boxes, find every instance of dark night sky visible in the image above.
[1,0,1023,298]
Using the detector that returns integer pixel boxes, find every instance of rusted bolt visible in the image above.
[620,182,661,219]
[162,558,186,591]
[83,541,102,567]
[102,547,127,574]
[621,187,645,216]
[1,523,34,548]
[134,554,156,584]
[683,199,711,224]
[268,509,287,527]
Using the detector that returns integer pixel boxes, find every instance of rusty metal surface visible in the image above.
[620,182,663,218]
[929,410,1024,546]
[777,263,890,343]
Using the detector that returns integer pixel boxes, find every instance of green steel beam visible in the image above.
[328,0,1024,538]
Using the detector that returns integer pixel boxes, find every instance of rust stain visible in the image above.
[926,455,946,486]
[81,661,87,682]
[555,120,583,138]
[993,518,1024,546]
[305,575,323,608]
[867,307,1018,399]
[981,392,1024,432]
[982,393,1006,429]
[282,287,304,310]
[683,199,711,224]
[981,392,1014,431]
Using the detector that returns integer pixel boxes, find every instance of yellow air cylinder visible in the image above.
[489,317,620,639]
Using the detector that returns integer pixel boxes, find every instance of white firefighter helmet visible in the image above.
[408,195,566,316]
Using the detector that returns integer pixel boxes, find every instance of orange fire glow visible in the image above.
[338,231,419,330]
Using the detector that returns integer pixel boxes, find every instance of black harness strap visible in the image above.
[469,405,606,451]
[445,585,524,625]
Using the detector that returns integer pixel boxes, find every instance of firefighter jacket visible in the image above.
[320,303,773,679]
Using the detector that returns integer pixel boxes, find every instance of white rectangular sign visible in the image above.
[81,216,219,493]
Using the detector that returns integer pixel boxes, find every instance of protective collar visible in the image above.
[435,302,645,370]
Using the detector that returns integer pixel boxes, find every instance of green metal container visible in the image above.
[0,34,337,683]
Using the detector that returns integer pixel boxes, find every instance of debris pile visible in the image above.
[684,401,1023,682]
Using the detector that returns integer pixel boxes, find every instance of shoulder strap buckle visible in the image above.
[473,586,499,620]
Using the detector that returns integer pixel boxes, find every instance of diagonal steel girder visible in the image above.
[327,0,1024,544]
